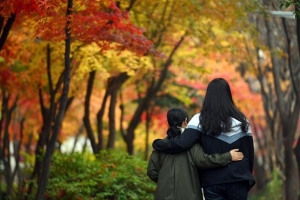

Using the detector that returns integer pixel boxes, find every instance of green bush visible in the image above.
[45,150,156,200]
[265,170,283,200]
[249,169,283,200]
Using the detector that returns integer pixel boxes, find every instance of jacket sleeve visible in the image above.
[147,151,159,183]
[190,143,232,169]
[152,128,201,154]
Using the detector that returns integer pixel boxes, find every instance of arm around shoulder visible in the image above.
[190,144,231,169]
[152,128,201,154]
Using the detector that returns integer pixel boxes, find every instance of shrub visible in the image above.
[249,169,283,200]
[265,169,283,199]
[45,150,156,200]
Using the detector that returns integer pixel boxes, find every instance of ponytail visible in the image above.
[167,126,181,138]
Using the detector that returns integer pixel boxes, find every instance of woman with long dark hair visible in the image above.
[152,78,255,200]
[147,107,244,200]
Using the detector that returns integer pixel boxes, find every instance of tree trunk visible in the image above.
[264,8,300,199]
[107,91,117,149]
[296,1,300,56]
[294,21,300,185]
[126,138,134,155]
[294,137,300,190]
[12,117,25,187]
[0,13,16,51]
[29,44,58,195]
[107,73,129,149]
[71,124,84,153]
[294,13,300,197]
[35,0,72,198]
[83,70,98,154]
[0,90,7,196]
[122,36,185,154]
[253,158,267,193]
[96,83,110,151]
[2,95,11,195]
[0,92,17,196]
[284,134,299,200]
[144,107,150,160]
[250,119,269,189]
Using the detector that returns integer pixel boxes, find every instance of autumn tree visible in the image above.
[0,67,18,196]
[243,0,300,198]
[0,0,278,198]
[0,23,46,195]
[1,0,155,198]
[112,0,259,154]
[63,0,259,159]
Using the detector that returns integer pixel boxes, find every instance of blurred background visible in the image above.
[0,0,299,199]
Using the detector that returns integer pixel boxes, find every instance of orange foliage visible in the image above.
[0,0,156,55]
[172,52,265,128]
[0,0,160,148]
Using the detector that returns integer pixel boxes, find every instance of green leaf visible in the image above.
[46,150,156,199]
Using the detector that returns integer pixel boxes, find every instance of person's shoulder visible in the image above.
[149,149,166,160]
[189,113,201,122]
[192,113,201,118]
[187,113,201,129]
[149,149,159,156]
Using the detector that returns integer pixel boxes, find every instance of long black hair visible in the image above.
[200,78,249,136]
[166,108,189,138]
